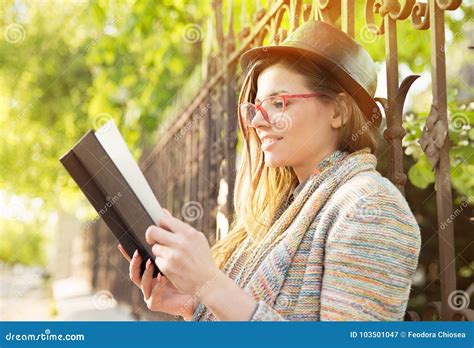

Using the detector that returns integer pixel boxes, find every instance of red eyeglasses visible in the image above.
[239,93,324,127]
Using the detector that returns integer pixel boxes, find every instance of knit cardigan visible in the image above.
[191,148,421,321]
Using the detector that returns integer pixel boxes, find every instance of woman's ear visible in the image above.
[330,93,349,129]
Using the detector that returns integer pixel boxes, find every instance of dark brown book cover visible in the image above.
[60,131,160,277]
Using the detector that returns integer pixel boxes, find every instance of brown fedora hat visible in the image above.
[239,20,382,128]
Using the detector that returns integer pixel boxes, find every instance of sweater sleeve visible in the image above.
[249,180,421,321]
[319,187,421,320]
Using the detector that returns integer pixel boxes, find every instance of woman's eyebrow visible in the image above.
[255,90,289,103]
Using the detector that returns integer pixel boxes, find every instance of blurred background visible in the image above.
[0,0,472,321]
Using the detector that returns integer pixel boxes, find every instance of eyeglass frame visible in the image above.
[239,93,325,127]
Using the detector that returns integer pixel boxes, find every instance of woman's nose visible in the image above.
[251,108,271,128]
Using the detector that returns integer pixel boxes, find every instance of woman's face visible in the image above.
[252,64,341,175]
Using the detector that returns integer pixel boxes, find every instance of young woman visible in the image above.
[118,21,421,321]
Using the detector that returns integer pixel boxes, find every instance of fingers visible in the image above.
[158,213,192,236]
[146,273,166,311]
[117,244,132,262]
[154,254,168,275]
[145,225,177,246]
[129,250,142,287]
[151,242,170,258]
[151,273,166,298]
[141,259,154,300]
[162,208,172,216]
[152,243,159,256]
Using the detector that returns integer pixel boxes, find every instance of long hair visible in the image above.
[211,54,380,270]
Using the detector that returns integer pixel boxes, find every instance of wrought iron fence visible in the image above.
[84,0,471,321]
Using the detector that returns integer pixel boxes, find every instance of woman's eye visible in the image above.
[273,99,284,109]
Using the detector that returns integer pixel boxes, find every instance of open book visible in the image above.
[60,120,162,277]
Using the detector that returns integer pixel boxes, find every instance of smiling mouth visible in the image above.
[262,137,283,144]
[261,137,283,147]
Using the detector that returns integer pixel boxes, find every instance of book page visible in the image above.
[95,120,162,225]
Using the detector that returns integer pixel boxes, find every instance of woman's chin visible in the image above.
[263,154,288,168]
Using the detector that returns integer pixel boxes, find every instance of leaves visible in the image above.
[0,0,210,211]
[408,154,435,189]
[0,1,212,267]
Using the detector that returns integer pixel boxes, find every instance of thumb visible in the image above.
[162,208,172,216]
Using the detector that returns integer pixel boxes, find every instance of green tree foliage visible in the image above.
[0,0,209,265]
[0,219,46,266]
[1,0,209,211]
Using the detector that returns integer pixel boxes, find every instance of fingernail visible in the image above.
[146,259,151,268]
[133,250,138,258]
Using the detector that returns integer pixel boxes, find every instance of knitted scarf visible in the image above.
[192,147,378,321]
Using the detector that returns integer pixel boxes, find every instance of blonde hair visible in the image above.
[211,55,379,270]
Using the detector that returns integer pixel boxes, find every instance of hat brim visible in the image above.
[239,45,382,128]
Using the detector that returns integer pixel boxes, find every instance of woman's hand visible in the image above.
[117,244,197,320]
[143,208,257,321]
[145,209,222,299]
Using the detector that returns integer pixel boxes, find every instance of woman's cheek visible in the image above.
[263,138,292,167]
[280,137,298,164]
